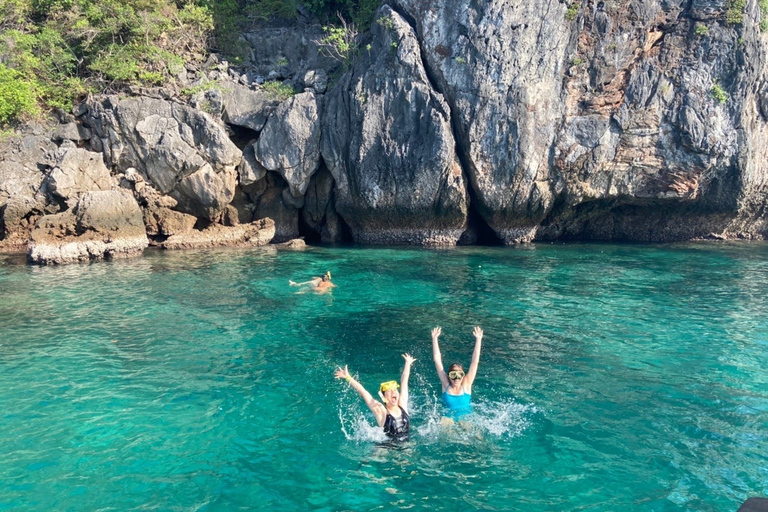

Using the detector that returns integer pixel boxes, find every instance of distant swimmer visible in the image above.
[431,326,483,422]
[334,354,417,441]
[289,271,336,294]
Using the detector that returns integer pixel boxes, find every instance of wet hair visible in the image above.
[448,363,464,372]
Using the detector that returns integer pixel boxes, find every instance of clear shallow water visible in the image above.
[1,243,767,511]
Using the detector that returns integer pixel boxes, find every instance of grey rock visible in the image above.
[303,69,328,94]
[242,25,340,81]
[0,133,58,243]
[247,172,299,242]
[172,163,238,220]
[273,237,307,249]
[220,83,280,132]
[28,189,148,264]
[143,206,197,237]
[72,103,88,118]
[301,167,343,244]
[47,147,114,205]
[160,218,275,250]
[52,122,91,142]
[75,189,146,235]
[301,167,334,233]
[85,96,241,221]
[321,5,469,245]
[393,0,768,242]
[239,140,268,186]
[255,91,321,198]
[396,0,569,243]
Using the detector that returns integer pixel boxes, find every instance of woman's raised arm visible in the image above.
[398,353,416,412]
[431,327,449,390]
[464,326,483,393]
[334,365,386,426]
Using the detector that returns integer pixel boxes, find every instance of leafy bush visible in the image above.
[565,3,579,21]
[0,0,217,124]
[760,0,768,32]
[316,15,358,65]
[376,15,393,30]
[710,82,728,104]
[0,64,39,123]
[303,0,379,28]
[0,0,388,125]
[726,0,746,24]
[245,0,299,20]
[694,23,709,36]
[260,80,295,101]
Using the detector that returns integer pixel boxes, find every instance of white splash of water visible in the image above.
[336,378,537,444]
[338,408,388,443]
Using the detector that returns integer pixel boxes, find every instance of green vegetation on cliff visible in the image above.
[0,0,377,125]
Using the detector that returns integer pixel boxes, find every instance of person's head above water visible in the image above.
[378,380,399,405]
[447,363,465,382]
[322,271,331,282]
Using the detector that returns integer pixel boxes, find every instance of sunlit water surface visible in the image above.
[1,243,767,511]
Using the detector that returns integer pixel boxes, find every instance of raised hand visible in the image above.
[402,353,417,365]
[431,326,442,340]
[473,326,483,340]
[334,365,350,380]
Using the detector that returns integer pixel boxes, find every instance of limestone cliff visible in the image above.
[1,0,767,257]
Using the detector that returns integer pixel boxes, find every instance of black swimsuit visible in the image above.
[383,408,410,440]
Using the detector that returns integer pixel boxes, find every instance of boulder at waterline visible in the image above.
[321,6,468,245]
[160,217,275,250]
[27,189,148,265]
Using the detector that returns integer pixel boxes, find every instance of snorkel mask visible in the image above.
[378,380,399,402]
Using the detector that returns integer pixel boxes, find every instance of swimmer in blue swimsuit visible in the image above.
[334,353,416,440]
[431,326,484,421]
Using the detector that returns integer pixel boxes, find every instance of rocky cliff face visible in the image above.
[1,0,767,258]
[322,6,469,244]
[393,0,768,242]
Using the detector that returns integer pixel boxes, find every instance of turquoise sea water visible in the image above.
[1,243,767,511]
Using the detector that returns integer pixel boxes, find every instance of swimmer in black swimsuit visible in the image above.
[334,353,416,440]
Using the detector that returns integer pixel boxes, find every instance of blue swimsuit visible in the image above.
[442,387,472,420]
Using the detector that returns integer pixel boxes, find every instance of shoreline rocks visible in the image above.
[27,190,149,265]
[2,1,768,257]
[160,218,275,250]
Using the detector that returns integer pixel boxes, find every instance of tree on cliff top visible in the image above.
[0,0,380,126]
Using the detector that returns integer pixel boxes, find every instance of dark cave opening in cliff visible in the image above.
[226,124,259,149]
[465,206,504,246]
[297,213,321,244]
[296,210,354,245]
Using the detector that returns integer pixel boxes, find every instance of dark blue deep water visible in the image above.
[1,243,767,511]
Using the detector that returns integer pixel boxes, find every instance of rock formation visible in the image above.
[85,96,242,221]
[0,132,57,251]
[160,217,275,250]
[322,5,469,245]
[393,0,768,242]
[28,189,149,264]
[2,0,767,258]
